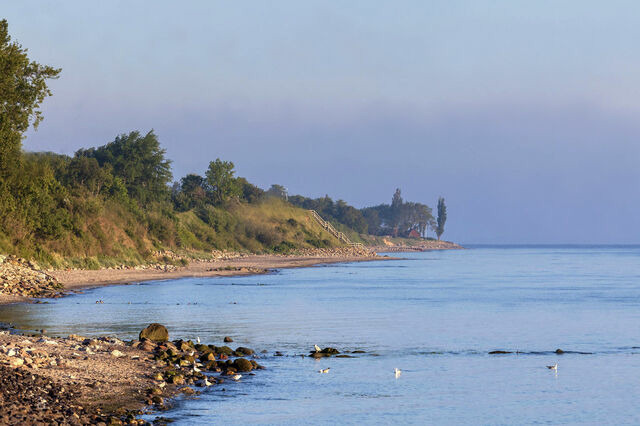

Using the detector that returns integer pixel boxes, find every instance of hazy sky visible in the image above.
[3,1,639,244]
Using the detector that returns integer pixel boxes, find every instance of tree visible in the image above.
[236,177,264,203]
[0,19,60,178]
[205,158,240,204]
[436,197,447,240]
[64,156,114,197]
[266,184,288,200]
[77,130,172,204]
[173,173,207,210]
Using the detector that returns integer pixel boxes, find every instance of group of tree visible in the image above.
[171,158,264,211]
[0,18,450,264]
[361,189,447,239]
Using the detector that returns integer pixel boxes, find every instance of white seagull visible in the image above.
[318,367,330,374]
[546,363,558,370]
[314,344,322,352]
[231,374,242,381]
[394,368,402,378]
[196,337,201,344]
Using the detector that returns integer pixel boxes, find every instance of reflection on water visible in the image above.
[2,247,640,424]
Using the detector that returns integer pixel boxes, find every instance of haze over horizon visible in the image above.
[3,1,639,244]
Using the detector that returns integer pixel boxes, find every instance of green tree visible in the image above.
[236,177,264,203]
[436,197,447,240]
[0,19,60,178]
[77,130,172,204]
[172,174,207,210]
[63,156,116,197]
[205,158,240,204]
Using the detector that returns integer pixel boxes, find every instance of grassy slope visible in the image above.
[0,198,344,269]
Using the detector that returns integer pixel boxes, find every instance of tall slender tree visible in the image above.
[436,197,447,240]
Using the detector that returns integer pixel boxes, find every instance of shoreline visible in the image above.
[0,245,458,422]
[0,249,392,423]
[52,253,389,293]
[0,250,393,306]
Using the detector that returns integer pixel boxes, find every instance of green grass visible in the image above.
[1,197,346,269]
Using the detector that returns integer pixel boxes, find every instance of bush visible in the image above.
[273,240,296,253]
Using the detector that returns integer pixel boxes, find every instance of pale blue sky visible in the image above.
[3,1,640,243]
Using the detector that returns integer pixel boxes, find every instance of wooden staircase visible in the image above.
[309,210,364,247]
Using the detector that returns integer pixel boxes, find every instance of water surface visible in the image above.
[2,246,640,424]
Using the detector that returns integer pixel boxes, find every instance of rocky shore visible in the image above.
[0,324,263,424]
[0,246,385,424]
[0,255,64,299]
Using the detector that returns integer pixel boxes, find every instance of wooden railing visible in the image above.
[308,210,364,247]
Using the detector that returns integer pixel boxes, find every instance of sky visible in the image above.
[2,0,639,244]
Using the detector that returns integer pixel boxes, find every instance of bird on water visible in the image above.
[394,368,402,378]
[547,363,558,370]
[319,368,330,374]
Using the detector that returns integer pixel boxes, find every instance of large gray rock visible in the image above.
[139,323,169,342]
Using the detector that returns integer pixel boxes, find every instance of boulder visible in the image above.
[139,324,169,342]
[223,336,234,343]
[216,346,234,356]
[233,358,253,372]
[235,347,254,356]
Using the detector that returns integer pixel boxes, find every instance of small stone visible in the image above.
[181,386,196,395]
[8,357,24,367]
[223,336,233,343]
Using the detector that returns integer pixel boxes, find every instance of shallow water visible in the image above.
[2,246,640,424]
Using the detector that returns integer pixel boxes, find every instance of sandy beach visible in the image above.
[52,252,386,292]
[0,248,389,306]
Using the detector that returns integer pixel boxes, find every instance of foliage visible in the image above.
[361,189,434,238]
[0,19,60,178]
[436,197,447,240]
[205,158,241,205]
[237,177,264,203]
[76,130,172,204]
[172,174,208,211]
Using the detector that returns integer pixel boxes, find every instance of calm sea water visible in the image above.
[2,246,640,425]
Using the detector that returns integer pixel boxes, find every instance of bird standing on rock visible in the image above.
[314,344,322,352]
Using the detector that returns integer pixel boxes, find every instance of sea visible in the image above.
[1,245,640,425]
